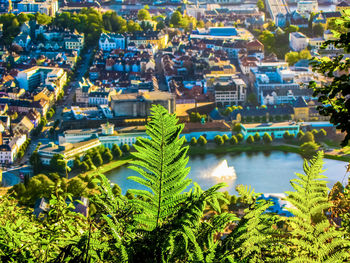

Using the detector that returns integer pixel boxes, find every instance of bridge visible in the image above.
[265,0,290,26]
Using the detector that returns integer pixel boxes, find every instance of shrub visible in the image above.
[316,129,327,141]
[297,130,304,139]
[283,131,294,141]
[236,133,244,142]
[190,137,197,146]
[197,136,207,146]
[299,131,315,143]
[230,135,238,145]
[121,144,130,153]
[222,134,229,143]
[112,144,123,159]
[263,133,272,144]
[214,135,224,146]
[247,135,255,144]
[253,132,260,142]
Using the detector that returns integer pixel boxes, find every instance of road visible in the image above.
[154,51,169,92]
[17,50,94,166]
[55,50,94,122]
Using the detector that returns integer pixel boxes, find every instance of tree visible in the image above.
[214,135,224,146]
[237,133,244,142]
[127,20,142,32]
[232,123,242,133]
[247,93,258,106]
[67,177,86,197]
[299,49,311,60]
[285,51,300,66]
[283,131,294,141]
[300,141,320,158]
[263,133,272,144]
[29,151,43,175]
[309,14,350,146]
[316,129,327,141]
[257,0,265,11]
[50,154,68,175]
[230,135,238,145]
[253,132,260,142]
[222,134,229,143]
[73,156,81,170]
[102,149,113,164]
[258,30,275,53]
[36,12,52,25]
[137,9,151,21]
[190,137,197,146]
[92,153,103,167]
[312,23,324,37]
[80,161,89,172]
[297,130,304,140]
[156,20,165,30]
[112,144,123,159]
[246,135,255,144]
[170,11,182,27]
[121,144,130,154]
[197,136,207,146]
[299,131,315,143]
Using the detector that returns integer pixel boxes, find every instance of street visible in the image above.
[18,50,94,166]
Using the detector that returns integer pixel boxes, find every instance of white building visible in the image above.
[0,134,27,164]
[99,33,126,51]
[289,32,309,51]
[297,1,318,14]
[214,77,246,106]
[38,139,101,167]
[241,122,300,139]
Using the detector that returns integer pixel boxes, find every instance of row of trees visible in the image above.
[16,138,31,160]
[3,105,350,262]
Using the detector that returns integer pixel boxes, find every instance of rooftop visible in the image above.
[242,122,299,129]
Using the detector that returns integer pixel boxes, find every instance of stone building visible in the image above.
[110,91,175,117]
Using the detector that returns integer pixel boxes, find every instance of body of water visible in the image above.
[106,151,348,195]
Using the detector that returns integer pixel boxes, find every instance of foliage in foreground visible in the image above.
[1,105,350,263]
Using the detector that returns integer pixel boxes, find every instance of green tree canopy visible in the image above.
[137,9,151,21]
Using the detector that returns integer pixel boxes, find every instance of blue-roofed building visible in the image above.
[258,194,294,217]
[241,121,300,139]
[208,27,238,36]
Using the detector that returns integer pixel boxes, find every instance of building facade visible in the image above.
[241,122,300,139]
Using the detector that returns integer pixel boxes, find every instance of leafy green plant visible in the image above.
[285,151,350,262]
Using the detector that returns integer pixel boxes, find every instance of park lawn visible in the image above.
[82,159,131,177]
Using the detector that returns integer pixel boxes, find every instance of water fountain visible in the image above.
[211,160,237,180]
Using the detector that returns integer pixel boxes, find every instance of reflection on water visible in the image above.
[105,151,348,195]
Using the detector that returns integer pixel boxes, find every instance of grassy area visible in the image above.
[324,154,350,162]
[81,158,131,177]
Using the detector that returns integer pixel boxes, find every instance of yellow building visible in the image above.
[293,97,309,121]
[128,31,168,49]
[336,1,350,15]
[33,87,55,105]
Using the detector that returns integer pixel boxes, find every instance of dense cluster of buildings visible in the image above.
[0,0,344,169]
